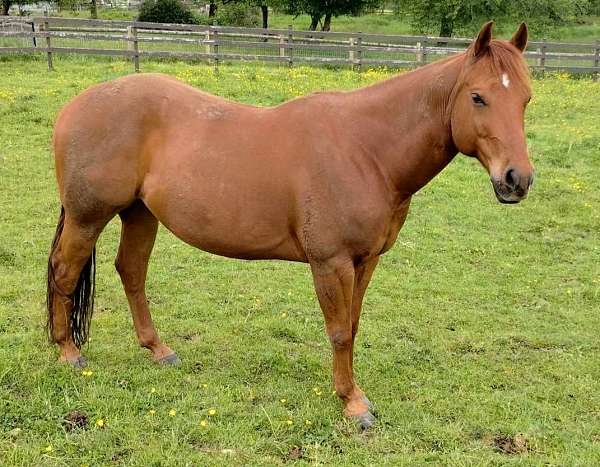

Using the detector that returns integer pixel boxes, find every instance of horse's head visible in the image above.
[450,22,534,204]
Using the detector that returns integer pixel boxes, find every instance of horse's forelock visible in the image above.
[468,40,531,95]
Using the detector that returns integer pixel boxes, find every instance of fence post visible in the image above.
[356,32,362,71]
[31,20,36,48]
[539,38,547,74]
[287,24,293,68]
[419,37,428,66]
[349,37,355,65]
[127,25,139,72]
[594,39,599,82]
[212,25,219,72]
[204,26,211,59]
[416,41,422,64]
[279,34,285,60]
[44,17,53,71]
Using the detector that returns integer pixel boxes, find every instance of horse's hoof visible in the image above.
[157,353,181,366]
[69,356,87,369]
[352,411,376,430]
[362,396,375,414]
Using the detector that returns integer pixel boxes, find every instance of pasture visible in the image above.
[0,56,599,465]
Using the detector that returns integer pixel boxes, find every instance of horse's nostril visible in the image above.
[505,168,516,189]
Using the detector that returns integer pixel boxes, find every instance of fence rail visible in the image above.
[1,15,599,78]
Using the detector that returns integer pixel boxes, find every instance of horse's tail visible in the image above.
[46,206,96,348]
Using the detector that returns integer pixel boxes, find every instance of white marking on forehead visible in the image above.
[501,73,510,88]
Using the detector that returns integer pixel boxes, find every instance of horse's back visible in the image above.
[52,73,243,221]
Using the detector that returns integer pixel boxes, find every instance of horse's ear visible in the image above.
[473,21,494,57]
[510,22,528,52]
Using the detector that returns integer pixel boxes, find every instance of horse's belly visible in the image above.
[141,175,306,262]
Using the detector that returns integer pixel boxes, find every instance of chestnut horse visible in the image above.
[47,22,534,428]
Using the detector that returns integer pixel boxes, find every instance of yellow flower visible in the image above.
[81,370,93,377]
[281,312,287,318]
[208,409,217,416]
[150,387,156,394]
[95,419,105,428]
[169,409,177,417]
[305,420,312,426]
[280,398,286,404]
[149,409,156,415]
[200,419,208,427]
[202,384,208,388]
[286,419,293,425]
[44,444,53,452]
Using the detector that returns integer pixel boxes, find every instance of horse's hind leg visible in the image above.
[115,200,179,365]
[48,212,104,368]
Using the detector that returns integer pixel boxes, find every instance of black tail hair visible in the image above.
[46,207,96,348]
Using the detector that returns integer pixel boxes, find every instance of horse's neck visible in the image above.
[350,55,464,203]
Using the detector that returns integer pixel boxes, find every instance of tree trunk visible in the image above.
[439,14,453,38]
[321,12,332,32]
[90,0,98,19]
[209,0,217,18]
[2,0,12,15]
[308,13,320,31]
[261,5,268,29]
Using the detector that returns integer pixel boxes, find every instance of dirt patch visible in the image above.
[62,410,88,432]
[493,433,529,454]
[286,446,303,461]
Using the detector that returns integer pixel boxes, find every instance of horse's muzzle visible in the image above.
[491,167,534,204]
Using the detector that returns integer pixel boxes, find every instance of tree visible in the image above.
[138,0,198,24]
[398,0,592,38]
[90,0,97,19]
[283,0,382,31]
[2,0,38,16]
[252,1,285,29]
[2,0,11,15]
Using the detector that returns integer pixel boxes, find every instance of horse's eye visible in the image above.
[471,93,486,106]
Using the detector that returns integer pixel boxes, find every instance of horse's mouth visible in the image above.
[492,181,527,204]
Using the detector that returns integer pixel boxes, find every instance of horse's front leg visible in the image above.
[350,256,380,411]
[310,257,375,428]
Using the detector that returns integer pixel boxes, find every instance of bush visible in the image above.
[138,0,198,24]
[215,3,260,27]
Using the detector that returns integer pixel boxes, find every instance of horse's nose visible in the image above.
[504,167,533,194]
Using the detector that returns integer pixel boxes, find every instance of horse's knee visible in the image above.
[329,329,352,350]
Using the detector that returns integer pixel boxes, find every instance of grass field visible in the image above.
[1,56,599,465]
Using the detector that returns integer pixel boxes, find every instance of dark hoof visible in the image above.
[157,353,181,366]
[69,356,87,369]
[352,411,376,430]
[363,396,377,416]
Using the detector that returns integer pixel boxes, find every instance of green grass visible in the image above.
[1,56,599,465]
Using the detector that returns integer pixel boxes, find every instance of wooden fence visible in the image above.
[1,16,599,78]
